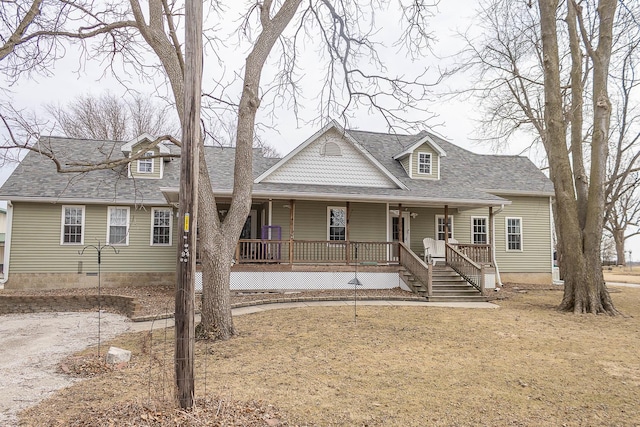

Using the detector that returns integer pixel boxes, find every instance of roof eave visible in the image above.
[479,188,555,197]
[2,196,170,206]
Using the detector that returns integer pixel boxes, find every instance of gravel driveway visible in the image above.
[0,312,132,426]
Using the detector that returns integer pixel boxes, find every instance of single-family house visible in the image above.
[0,121,554,299]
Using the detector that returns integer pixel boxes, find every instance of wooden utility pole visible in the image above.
[175,0,202,410]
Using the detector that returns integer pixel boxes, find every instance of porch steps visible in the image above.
[400,266,488,302]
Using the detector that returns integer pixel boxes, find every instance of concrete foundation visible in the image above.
[500,272,553,285]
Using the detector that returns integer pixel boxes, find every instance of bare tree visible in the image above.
[206,117,280,158]
[605,173,640,264]
[45,92,177,141]
[605,33,640,264]
[1,0,441,337]
[458,0,640,314]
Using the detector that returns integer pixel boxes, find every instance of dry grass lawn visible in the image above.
[604,265,640,284]
[20,287,640,426]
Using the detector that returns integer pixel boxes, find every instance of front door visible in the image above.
[389,211,410,259]
[240,209,257,240]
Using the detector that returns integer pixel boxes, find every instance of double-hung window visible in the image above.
[152,208,173,245]
[506,217,522,251]
[436,215,453,241]
[107,207,129,245]
[61,206,85,244]
[472,217,488,245]
[328,207,346,241]
[418,152,431,174]
[137,151,154,173]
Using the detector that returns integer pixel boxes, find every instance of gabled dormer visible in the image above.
[121,134,171,179]
[393,133,447,180]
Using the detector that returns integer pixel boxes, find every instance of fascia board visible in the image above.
[2,196,170,206]
[479,188,556,197]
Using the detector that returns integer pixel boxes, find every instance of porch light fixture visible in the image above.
[410,212,418,218]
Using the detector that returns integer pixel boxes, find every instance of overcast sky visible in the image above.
[1,0,638,260]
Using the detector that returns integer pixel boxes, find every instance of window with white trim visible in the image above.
[152,208,173,245]
[107,207,129,245]
[137,151,154,173]
[328,207,346,241]
[506,217,522,251]
[418,152,432,174]
[472,217,488,245]
[61,206,85,244]
[436,215,453,241]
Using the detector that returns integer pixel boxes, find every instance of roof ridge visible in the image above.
[347,128,416,138]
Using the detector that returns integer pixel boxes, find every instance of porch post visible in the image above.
[346,201,351,265]
[398,203,403,243]
[489,206,494,265]
[289,199,295,263]
[444,204,449,264]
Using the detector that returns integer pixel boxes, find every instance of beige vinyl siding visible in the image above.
[269,200,386,241]
[406,207,467,255]
[271,202,291,239]
[399,157,410,176]
[9,202,177,273]
[411,143,439,179]
[348,202,387,241]
[459,196,552,273]
[130,144,162,179]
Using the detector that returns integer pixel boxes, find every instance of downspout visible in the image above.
[492,204,505,288]
[0,201,13,287]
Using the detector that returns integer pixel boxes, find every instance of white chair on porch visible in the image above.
[423,237,458,265]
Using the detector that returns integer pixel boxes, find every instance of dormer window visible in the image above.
[138,151,154,173]
[418,153,431,174]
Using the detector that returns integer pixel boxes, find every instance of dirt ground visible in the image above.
[0,312,131,426]
[12,285,640,427]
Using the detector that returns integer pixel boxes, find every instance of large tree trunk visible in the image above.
[538,0,618,315]
[194,0,302,340]
[196,235,237,340]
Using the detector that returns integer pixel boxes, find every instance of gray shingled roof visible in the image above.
[347,129,554,198]
[0,130,553,207]
[0,136,276,205]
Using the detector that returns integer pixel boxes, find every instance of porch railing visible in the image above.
[235,240,399,265]
[446,243,483,292]
[398,242,432,296]
[453,243,492,265]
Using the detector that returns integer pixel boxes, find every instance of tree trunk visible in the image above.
[613,229,626,265]
[196,237,237,340]
[538,0,618,315]
[193,0,302,340]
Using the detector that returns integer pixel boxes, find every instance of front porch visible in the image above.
[203,197,503,299]
[231,240,495,300]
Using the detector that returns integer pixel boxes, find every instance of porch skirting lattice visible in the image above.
[195,271,405,293]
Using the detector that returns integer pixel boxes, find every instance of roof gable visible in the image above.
[392,132,447,160]
[121,134,171,156]
[255,121,407,189]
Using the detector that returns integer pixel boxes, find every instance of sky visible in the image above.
[1,0,638,261]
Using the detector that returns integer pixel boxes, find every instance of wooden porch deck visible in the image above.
[217,240,493,301]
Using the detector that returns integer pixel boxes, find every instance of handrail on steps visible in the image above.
[445,243,484,293]
[398,242,432,296]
